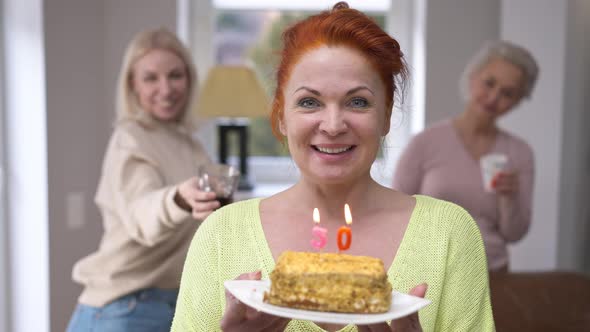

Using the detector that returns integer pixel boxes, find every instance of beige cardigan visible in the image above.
[73,118,211,306]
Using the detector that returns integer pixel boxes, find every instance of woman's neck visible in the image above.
[454,109,497,137]
[289,176,382,220]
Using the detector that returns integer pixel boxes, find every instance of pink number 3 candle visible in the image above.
[311,208,327,250]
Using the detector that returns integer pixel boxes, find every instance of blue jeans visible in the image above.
[66,288,178,332]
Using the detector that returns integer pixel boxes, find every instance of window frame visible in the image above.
[0,0,9,329]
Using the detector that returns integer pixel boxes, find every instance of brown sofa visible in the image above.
[489,271,590,331]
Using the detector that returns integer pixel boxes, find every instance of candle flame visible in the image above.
[313,208,320,224]
[344,204,352,225]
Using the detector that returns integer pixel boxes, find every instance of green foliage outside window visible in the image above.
[247,12,307,157]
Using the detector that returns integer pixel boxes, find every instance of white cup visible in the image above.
[480,153,508,192]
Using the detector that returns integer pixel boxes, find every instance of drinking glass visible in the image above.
[197,163,240,207]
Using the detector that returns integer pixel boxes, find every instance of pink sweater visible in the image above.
[392,120,534,270]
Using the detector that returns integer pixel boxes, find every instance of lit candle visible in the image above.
[311,208,328,250]
[337,204,352,251]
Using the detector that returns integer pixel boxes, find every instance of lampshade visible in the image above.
[195,65,270,118]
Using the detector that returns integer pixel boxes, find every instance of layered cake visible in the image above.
[264,251,392,313]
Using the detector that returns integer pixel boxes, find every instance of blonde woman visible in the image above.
[66,28,218,332]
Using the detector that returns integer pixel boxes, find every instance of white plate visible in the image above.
[224,280,431,325]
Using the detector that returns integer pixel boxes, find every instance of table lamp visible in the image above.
[195,65,270,191]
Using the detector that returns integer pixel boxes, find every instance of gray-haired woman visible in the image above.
[393,40,539,273]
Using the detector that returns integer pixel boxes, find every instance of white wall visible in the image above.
[500,0,567,271]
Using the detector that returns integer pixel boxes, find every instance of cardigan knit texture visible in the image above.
[171,195,495,331]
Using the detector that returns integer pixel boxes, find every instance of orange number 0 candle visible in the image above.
[337,204,352,251]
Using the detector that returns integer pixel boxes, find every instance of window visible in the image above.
[183,0,413,186]
[214,10,295,158]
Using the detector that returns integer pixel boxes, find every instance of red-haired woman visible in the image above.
[172,3,494,331]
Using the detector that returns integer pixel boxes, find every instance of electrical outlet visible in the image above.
[66,192,85,229]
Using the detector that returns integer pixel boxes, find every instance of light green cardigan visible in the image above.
[171,195,495,331]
